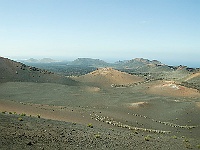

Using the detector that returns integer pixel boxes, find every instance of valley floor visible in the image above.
[0,81,200,149]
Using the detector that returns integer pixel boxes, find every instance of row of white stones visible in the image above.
[91,114,171,134]
[131,113,197,129]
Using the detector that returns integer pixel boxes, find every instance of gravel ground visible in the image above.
[0,113,198,150]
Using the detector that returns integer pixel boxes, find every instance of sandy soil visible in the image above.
[0,99,93,125]
[196,102,200,108]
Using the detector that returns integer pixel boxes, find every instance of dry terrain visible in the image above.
[0,57,200,150]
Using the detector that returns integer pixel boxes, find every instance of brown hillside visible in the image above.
[184,72,200,82]
[0,57,78,85]
[75,67,144,87]
[0,57,21,81]
[147,80,200,97]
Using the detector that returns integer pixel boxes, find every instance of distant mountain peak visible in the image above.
[70,58,108,67]
[133,58,149,62]
[132,58,162,65]
[22,58,58,63]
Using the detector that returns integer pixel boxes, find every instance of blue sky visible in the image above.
[0,0,199,66]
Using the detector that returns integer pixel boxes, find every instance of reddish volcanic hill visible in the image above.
[75,67,144,87]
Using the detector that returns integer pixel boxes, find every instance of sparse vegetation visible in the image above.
[134,131,138,134]
[172,135,177,139]
[21,113,26,116]
[144,135,151,141]
[95,133,101,138]
[183,139,189,143]
[197,145,200,149]
[180,81,200,91]
[2,111,6,114]
[87,123,93,128]
[18,117,23,121]
[184,142,192,149]
[183,138,192,149]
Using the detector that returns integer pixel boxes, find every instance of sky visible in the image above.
[0,0,199,67]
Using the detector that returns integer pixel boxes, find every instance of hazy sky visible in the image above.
[0,0,199,66]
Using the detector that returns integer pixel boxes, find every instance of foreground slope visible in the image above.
[2,112,196,150]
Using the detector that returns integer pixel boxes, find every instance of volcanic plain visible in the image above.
[0,57,200,150]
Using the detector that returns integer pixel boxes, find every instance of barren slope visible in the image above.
[75,67,144,87]
[146,80,200,97]
[0,57,78,85]
[184,73,200,82]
